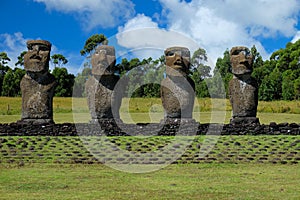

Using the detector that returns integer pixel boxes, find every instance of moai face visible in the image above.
[165,47,190,76]
[24,40,51,73]
[230,46,253,75]
[91,45,116,76]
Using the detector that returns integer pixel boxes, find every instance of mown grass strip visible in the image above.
[0,163,299,200]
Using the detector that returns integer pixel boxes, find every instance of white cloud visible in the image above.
[197,0,300,37]
[0,32,28,68]
[33,0,135,30]
[159,0,299,60]
[116,13,266,66]
[116,14,203,62]
[291,31,300,43]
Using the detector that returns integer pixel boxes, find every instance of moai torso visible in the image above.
[229,75,258,117]
[228,46,259,124]
[85,45,122,121]
[160,47,195,119]
[20,40,56,124]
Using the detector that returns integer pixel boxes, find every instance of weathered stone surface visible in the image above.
[24,40,51,73]
[165,46,191,76]
[229,46,259,124]
[85,75,122,121]
[91,45,116,76]
[86,45,122,122]
[161,46,195,119]
[230,46,253,75]
[161,76,195,118]
[19,40,56,124]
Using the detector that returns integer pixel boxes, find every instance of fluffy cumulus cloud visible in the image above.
[116,14,201,61]
[117,0,300,64]
[160,0,300,60]
[33,0,135,30]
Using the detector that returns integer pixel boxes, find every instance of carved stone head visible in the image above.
[91,45,116,76]
[165,46,190,76]
[24,40,51,73]
[230,46,253,75]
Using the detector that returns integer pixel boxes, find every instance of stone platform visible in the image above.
[0,121,299,136]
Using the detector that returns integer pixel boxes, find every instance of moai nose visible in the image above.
[175,54,182,63]
[32,45,41,55]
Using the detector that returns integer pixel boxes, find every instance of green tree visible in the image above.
[282,70,296,100]
[256,39,300,100]
[52,67,75,97]
[80,34,108,56]
[212,49,232,97]
[51,54,68,67]
[190,48,211,97]
[0,52,10,66]
[0,52,11,95]
[270,40,300,72]
[294,77,300,100]
[259,68,282,101]
[191,48,211,79]
[15,51,27,67]
[1,68,25,97]
[73,67,92,97]
[140,61,165,97]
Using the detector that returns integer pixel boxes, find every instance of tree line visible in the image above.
[0,33,299,101]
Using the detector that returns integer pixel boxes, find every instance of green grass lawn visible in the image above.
[0,163,299,200]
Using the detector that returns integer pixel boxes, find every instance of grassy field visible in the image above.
[1,97,300,124]
[2,97,300,114]
[0,163,299,200]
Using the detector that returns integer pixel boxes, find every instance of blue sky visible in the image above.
[1,0,300,75]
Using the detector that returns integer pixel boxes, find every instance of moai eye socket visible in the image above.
[95,49,106,54]
[28,44,49,52]
[232,49,250,56]
[99,50,107,54]
[166,51,175,57]
[245,49,251,57]
[181,50,190,57]
[38,45,50,51]
[232,50,242,55]
[27,44,34,51]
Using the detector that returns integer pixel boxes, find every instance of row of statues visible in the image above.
[18,39,259,125]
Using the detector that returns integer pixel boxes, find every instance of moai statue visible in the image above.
[229,46,259,125]
[160,46,195,122]
[85,45,122,123]
[19,40,56,124]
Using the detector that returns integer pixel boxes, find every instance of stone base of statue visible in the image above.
[17,118,54,125]
[230,117,260,125]
[161,118,197,124]
[159,118,199,136]
[89,118,123,125]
